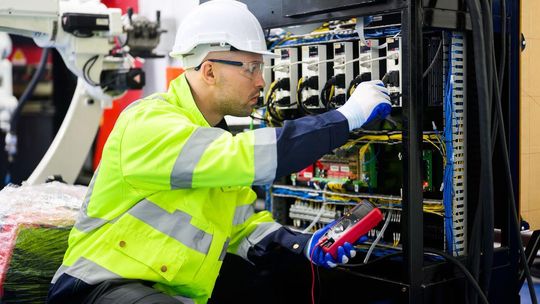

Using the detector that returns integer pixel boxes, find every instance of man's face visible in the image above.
[209,51,265,117]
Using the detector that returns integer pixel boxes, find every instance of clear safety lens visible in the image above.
[205,59,264,80]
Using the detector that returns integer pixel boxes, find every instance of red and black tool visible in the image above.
[319,200,383,258]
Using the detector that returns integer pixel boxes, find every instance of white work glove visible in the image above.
[337,80,392,131]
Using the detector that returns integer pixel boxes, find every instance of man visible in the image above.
[47,0,391,303]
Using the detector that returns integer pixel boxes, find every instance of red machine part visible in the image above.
[296,165,314,182]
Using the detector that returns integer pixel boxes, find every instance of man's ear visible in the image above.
[200,61,217,85]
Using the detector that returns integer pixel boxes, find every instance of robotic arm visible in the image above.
[0,0,146,102]
[0,33,17,133]
[0,0,164,184]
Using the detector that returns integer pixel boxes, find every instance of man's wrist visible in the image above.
[304,235,314,259]
[337,104,365,131]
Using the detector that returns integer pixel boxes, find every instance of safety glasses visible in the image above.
[196,59,264,80]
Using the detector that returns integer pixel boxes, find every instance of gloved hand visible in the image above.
[304,222,368,268]
[337,80,392,131]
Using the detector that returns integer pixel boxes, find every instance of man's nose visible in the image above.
[254,71,265,88]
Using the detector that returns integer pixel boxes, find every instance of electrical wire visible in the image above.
[269,59,317,72]
[497,0,507,100]
[320,78,335,109]
[364,209,393,263]
[459,0,534,302]
[309,238,323,304]
[249,113,269,123]
[5,48,50,185]
[264,79,286,126]
[265,98,284,126]
[302,184,330,233]
[333,54,391,69]
[347,72,373,98]
[491,0,507,150]
[442,35,456,255]
[424,249,490,304]
[9,48,51,140]
[342,133,445,159]
[82,55,100,86]
[463,1,495,302]
[422,39,443,78]
[296,77,319,115]
[5,47,51,184]
[265,80,279,105]
[341,248,489,304]
[275,185,444,216]
[485,0,537,301]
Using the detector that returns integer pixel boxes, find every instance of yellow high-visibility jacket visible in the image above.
[49,74,350,304]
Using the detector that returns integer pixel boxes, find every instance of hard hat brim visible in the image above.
[169,49,279,59]
[251,50,280,58]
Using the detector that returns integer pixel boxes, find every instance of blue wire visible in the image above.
[443,32,457,255]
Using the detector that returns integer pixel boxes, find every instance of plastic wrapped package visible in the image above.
[0,182,86,303]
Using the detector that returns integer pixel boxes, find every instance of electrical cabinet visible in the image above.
[263,20,467,259]
[206,0,524,303]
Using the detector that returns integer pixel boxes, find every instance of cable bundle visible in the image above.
[463,0,537,303]
[442,33,456,256]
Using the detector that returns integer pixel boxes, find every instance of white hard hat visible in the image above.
[169,0,278,68]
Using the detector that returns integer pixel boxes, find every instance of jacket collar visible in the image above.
[168,73,211,127]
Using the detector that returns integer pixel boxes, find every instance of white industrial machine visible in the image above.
[0,0,164,185]
[0,33,18,134]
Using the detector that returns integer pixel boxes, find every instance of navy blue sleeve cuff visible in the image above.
[274,110,349,179]
[247,227,312,262]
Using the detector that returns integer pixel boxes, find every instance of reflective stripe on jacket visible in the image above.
[52,73,350,304]
[53,74,281,303]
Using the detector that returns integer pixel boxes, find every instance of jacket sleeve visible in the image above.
[120,102,349,190]
[226,201,311,265]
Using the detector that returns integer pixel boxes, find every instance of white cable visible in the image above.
[267,60,318,72]
[265,62,286,69]
[308,58,335,65]
[289,59,317,67]
[302,184,329,233]
[268,47,392,71]
[363,209,393,263]
[334,55,390,69]
[371,42,388,50]
[265,62,289,73]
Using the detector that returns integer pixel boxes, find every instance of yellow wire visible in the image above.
[296,77,304,105]
[343,134,446,159]
[348,84,356,97]
[359,142,371,156]
[266,89,284,125]
[423,137,445,162]
[312,189,445,217]
[265,80,278,105]
[312,22,330,32]
[436,134,447,155]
